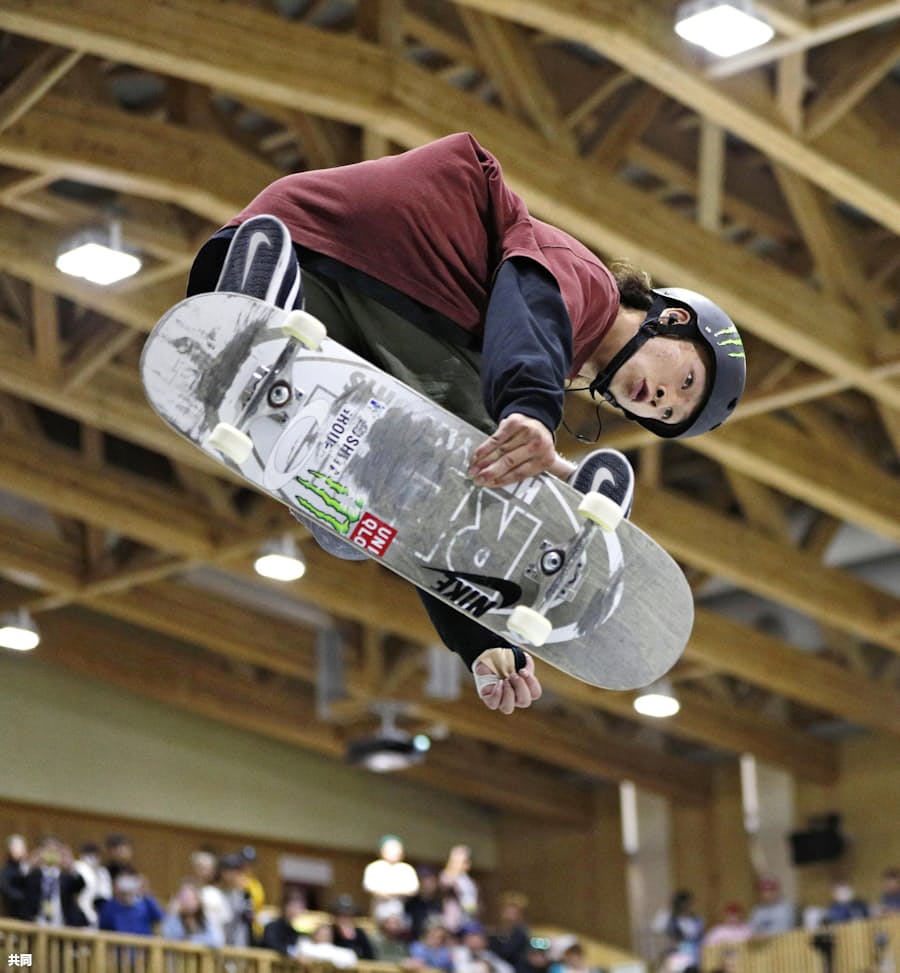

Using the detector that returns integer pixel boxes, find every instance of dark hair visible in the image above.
[610,261,653,311]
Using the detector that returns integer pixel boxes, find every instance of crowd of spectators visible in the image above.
[0,830,585,973]
[2,830,897,973]
[652,870,900,973]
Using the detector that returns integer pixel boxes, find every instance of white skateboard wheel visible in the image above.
[507,605,553,647]
[206,422,253,463]
[577,491,623,531]
[282,309,327,350]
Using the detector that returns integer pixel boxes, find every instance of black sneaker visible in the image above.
[216,214,302,309]
[567,448,634,518]
[217,217,356,560]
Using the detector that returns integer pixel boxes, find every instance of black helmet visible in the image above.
[589,287,746,439]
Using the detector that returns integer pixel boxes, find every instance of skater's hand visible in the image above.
[469,413,556,487]
[473,648,543,715]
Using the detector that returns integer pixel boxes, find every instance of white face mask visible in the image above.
[834,886,853,903]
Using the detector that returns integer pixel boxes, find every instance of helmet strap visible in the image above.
[588,318,661,404]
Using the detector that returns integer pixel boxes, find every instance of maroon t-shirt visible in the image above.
[229,133,618,377]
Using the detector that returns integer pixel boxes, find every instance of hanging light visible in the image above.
[675,1,775,57]
[56,221,142,285]
[254,536,306,582]
[0,610,41,652]
[633,678,680,718]
[346,703,427,773]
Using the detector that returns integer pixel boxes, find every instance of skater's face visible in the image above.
[608,334,710,428]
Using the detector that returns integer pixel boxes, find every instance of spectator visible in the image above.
[299,921,359,968]
[0,834,29,919]
[549,938,595,973]
[441,845,479,933]
[877,868,900,915]
[452,921,514,973]
[702,903,752,948]
[489,892,531,973]
[521,939,552,973]
[188,850,232,946]
[405,866,444,940]
[160,882,223,947]
[651,890,703,973]
[748,876,795,937]
[370,901,412,964]
[363,835,420,920]
[103,834,134,884]
[219,853,255,946]
[262,893,309,957]
[98,869,163,935]
[332,894,375,959]
[22,836,86,927]
[73,842,113,928]
[240,846,267,939]
[823,880,869,924]
[407,916,454,973]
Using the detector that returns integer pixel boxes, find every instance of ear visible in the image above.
[661,306,691,326]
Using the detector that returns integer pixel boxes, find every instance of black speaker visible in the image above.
[789,814,846,865]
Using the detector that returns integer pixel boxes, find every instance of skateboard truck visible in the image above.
[205,310,328,464]
[506,491,624,647]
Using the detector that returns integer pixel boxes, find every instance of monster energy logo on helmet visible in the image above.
[590,287,746,440]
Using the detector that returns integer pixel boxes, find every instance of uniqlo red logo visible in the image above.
[350,512,397,557]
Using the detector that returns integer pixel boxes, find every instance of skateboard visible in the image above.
[141,292,694,690]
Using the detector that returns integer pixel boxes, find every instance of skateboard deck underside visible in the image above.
[141,293,693,690]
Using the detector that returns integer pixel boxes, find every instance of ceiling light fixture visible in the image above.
[675,1,774,57]
[0,610,41,652]
[346,704,427,773]
[254,536,306,582]
[633,679,681,718]
[55,220,142,285]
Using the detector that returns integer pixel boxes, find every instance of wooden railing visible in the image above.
[0,918,404,973]
[701,915,900,973]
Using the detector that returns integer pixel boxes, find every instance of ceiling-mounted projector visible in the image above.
[346,704,430,773]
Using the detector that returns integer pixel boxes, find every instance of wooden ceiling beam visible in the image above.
[0,93,278,223]
[29,285,60,375]
[0,321,237,476]
[535,667,838,784]
[0,30,894,413]
[774,165,887,337]
[0,210,184,331]
[689,413,900,544]
[457,8,573,149]
[706,0,900,78]
[0,518,83,592]
[0,44,81,134]
[415,695,712,804]
[774,0,807,135]
[440,0,900,236]
[588,86,665,168]
[805,22,900,138]
[635,486,900,655]
[0,432,242,558]
[688,611,900,736]
[87,581,321,682]
[696,118,725,233]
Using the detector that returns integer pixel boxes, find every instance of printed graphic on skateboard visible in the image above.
[141,292,694,690]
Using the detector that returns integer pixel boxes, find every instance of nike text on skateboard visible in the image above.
[141,292,694,690]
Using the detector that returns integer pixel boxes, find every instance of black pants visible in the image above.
[188,233,511,668]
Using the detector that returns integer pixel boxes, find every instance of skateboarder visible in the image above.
[186,133,745,714]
